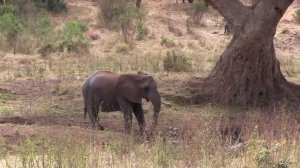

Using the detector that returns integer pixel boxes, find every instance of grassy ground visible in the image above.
[0,0,299,167]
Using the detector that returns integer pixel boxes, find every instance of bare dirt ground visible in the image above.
[0,0,300,153]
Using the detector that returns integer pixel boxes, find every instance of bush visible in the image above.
[34,0,67,13]
[38,21,88,56]
[0,3,18,16]
[115,42,129,53]
[163,50,192,73]
[32,16,53,38]
[59,21,88,51]
[99,0,145,43]
[136,22,148,40]
[0,12,23,35]
[187,0,207,26]
[0,7,23,52]
[160,35,176,48]
[294,9,300,23]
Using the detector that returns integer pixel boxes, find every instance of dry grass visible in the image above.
[0,0,299,168]
[0,107,299,168]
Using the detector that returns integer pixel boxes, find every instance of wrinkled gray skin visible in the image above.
[82,71,161,134]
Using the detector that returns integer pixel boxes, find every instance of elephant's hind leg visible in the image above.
[94,105,105,130]
[89,105,104,130]
[133,104,145,134]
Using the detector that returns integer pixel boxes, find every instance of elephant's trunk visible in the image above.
[148,89,161,126]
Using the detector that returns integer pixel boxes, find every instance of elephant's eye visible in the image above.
[144,86,149,92]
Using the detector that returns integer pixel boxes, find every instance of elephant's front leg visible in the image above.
[118,98,133,134]
[123,108,133,134]
[133,104,145,135]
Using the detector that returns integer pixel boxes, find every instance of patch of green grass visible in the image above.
[160,35,176,48]
[0,105,14,116]
[136,22,148,40]
[51,85,69,96]
[115,42,129,53]
[0,92,18,101]
[163,50,192,73]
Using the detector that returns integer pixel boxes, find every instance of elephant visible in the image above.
[82,71,161,134]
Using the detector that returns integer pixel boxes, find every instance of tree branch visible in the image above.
[262,0,294,16]
[205,0,251,26]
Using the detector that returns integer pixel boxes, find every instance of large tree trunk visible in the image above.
[190,0,300,105]
[136,0,141,8]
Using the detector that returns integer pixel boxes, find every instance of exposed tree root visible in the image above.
[188,76,300,106]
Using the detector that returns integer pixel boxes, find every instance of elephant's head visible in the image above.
[116,74,161,126]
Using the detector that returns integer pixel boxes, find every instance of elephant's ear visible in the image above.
[116,75,143,104]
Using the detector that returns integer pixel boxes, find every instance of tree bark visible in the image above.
[136,0,141,9]
[191,0,300,105]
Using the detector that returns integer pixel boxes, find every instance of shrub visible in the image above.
[160,35,176,48]
[15,33,36,54]
[294,9,300,23]
[34,0,67,13]
[38,21,88,56]
[187,0,207,26]
[163,50,192,73]
[98,0,145,43]
[58,21,88,51]
[0,9,23,52]
[32,16,53,38]
[98,0,126,28]
[0,12,23,36]
[0,3,18,16]
[136,22,148,40]
[115,42,129,53]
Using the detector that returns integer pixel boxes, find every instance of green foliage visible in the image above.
[99,0,126,28]
[0,12,23,35]
[58,21,88,52]
[16,137,90,168]
[0,3,22,36]
[193,0,207,14]
[0,3,18,16]
[0,3,46,53]
[0,7,23,50]
[160,35,176,48]
[163,50,192,73]
[32,16,53,39]
[275,160,290,168]
[115,42,129,53]
[0,92,17,101]
[99,0,145,43]
[136,22,148,40]
[150,137,179,167]
[188,0,207,25]
[254,142,271,168]
[293,9,300,23]
[38,21,88,56]
[52,85,69,96]
[246,126,293,168]
[34,0,67,13]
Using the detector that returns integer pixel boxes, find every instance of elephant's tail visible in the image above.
[84,106,87,119]
[82,80,90,120]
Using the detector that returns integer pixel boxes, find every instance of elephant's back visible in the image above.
[89,71,119,88]
[89,71,119,106]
